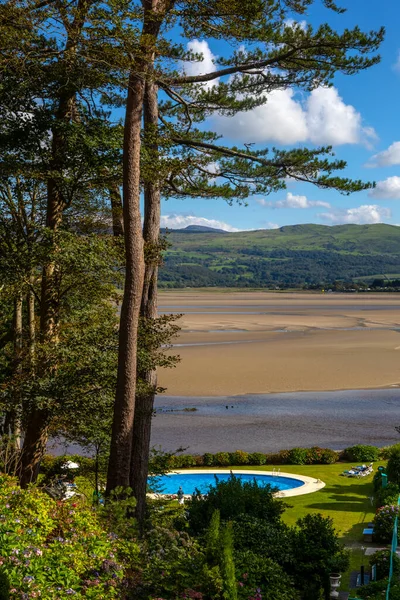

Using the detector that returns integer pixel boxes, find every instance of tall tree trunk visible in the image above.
[106,67,146,492]
[107,0,170,493]
[19,1,90,487]
[130,78,160,525]
[4,294,23,442]
[27,279,36,373]
[109,183,124,237]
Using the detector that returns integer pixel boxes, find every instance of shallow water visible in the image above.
[151,388,400,453]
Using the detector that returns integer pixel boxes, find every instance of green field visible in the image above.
[159,223,400,288]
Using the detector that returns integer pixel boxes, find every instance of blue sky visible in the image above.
[159,0,400,232]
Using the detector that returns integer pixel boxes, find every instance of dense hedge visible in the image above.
[41,443,398,475]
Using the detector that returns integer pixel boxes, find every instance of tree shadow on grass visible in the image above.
[307,483,375,513]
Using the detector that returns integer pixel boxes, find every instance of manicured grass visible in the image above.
[210,462,386,592]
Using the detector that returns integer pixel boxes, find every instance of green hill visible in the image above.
[159,223,400,288]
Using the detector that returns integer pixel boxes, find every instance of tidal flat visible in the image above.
[157,290,400,396]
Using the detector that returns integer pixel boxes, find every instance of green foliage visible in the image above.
[221,524,237,600]
[373,505,400,542]
[287,448,308,465]
[187,474,285,535]
[357,579,400,600]
[343,444,379,462]
[158,225,400,288]
[0,475,135,599]
[368,549,400,581]
[0,570,9,600]
[375,483,400,508]
[247,453,266,466]
[235,552,299,600]
[232,515,292,566]
[289,513,350,600]
[213,453,231,467]
[229,451,249,466]
[387,447,400,485]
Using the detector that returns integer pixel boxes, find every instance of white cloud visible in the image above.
[257,192,330,209]
[184,40,218,89]
[319,204,391,225]
[160,213,239,232]
[367,142,400,167]
[369,176,400,199]
[264,221,280,229]
[284,18,307,31]
[212,86,376,147]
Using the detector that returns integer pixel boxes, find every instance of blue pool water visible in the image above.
[148,472,304,495]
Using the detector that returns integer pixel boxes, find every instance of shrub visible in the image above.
[213,452,230,466]
[229,450,249,465]
[287,448,308,465]
[0,570,9,600]
[369,549,400,580]
[202,453,214,466]
[235,552,299,600]
[193,455,204,466]
[320,449,338,464]
[379,444,400,460]
[376,483,400,508]
[374,504,400,542]
[343,444,379,462]
[0,475,133,598]
[187,474,286,534]
[248,453,267,466]
[387,447,400,486]
[373,470,385,492]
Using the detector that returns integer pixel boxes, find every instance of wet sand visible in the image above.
[157,291,400,396]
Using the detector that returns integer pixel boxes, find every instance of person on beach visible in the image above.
[177,486,184,505]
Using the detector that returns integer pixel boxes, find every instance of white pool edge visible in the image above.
[148,469,325,499]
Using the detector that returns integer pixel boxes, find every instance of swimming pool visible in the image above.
[148,470,324,497]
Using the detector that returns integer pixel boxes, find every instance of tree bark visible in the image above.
[109,183,124,237]
[130,77,160,524]
[107,0,170,493]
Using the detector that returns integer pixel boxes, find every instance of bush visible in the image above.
[203,453,214,466]
[0,475,133,598]
[248,452,267,466]
[387,447,400,486]
[374,504,400,542]
[343,444,379,462]
[287,448,308,465]
[379,444,400,460]
[373,470,385,492]
[376,483,400,508]
[0,570,9,600]
[369,549,400,580]
[229,450,249,465]
[213,452,230,466]
[319,449,338,464]
[187,474,286,534]
[304,447,338,465]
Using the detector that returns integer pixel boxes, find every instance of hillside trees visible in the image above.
[108,0,384,520]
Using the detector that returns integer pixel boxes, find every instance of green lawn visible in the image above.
[211,462,386,592]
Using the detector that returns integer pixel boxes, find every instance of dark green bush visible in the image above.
[373,469,385,492]
[187,474,286,534]
[229,450,249,465]
[203,453,214,466]
[374,505,400,542]
[379,444,400,459]
[319,449,338,464]
[287,448,308,465]
[343,444,379,462]
[213,452,230,466]
[369,549,400,580]
[376,482,400,508]
[235,552,300,600]
[248,452,267,465]
[0,570,9,600]
[387,447,400,486]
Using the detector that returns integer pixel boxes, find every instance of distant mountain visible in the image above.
[162,225,228,233]
[159,223,400,288]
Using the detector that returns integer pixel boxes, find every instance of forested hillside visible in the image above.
[159,223,400,288]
